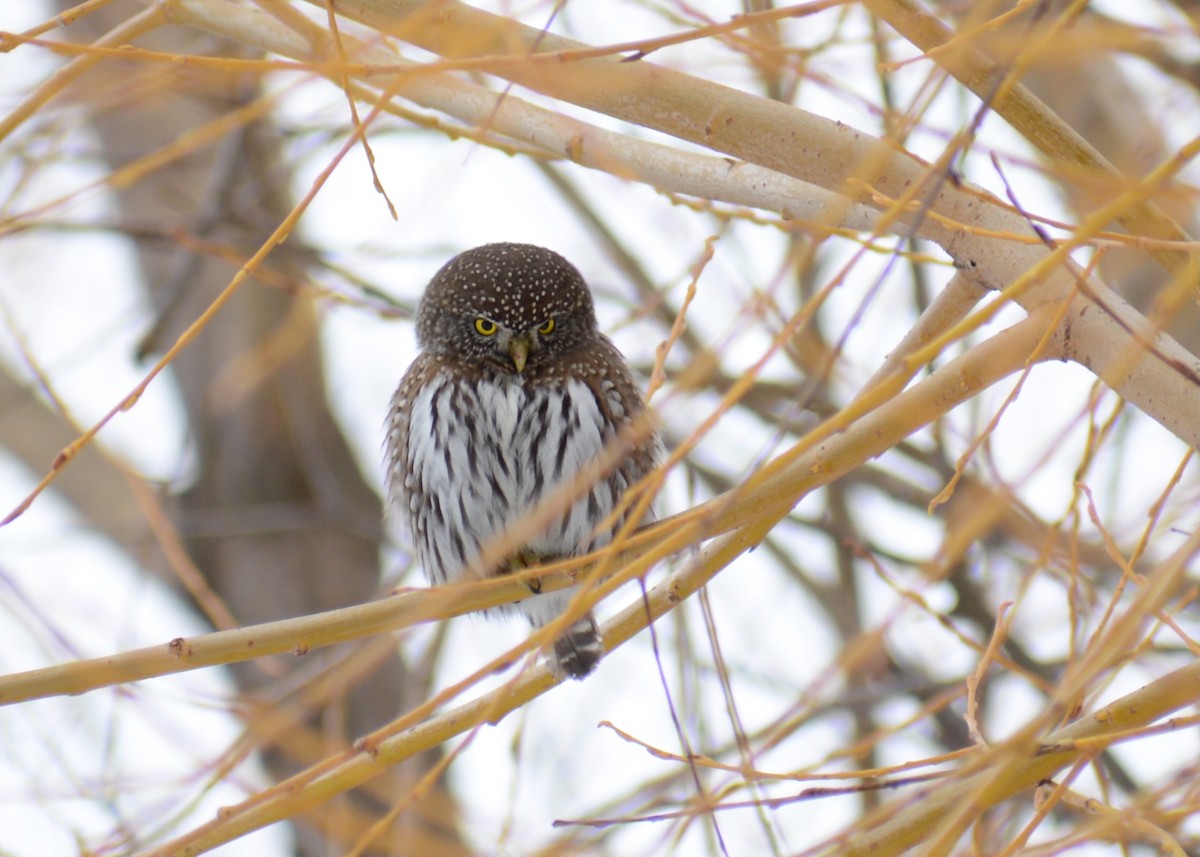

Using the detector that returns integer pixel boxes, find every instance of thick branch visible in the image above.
[150,0,1200,449]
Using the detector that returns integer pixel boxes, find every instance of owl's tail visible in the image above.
[553,612,604,679]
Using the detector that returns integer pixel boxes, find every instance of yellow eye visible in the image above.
[474,318,498,336]
[538,318,556,335]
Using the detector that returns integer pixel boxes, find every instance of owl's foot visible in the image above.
[502,551,543,594]
[552,613,604,679]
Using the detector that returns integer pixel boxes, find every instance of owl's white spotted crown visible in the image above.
[415,242,596,349]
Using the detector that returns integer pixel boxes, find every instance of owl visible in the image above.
[385,243,661,678]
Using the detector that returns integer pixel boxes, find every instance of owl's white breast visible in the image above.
[403,370,619,601]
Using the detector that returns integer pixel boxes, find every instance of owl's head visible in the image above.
[415,243,599,374]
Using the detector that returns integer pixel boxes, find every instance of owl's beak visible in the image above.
[508,336,531,372]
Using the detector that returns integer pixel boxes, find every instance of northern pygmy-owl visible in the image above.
[385,243,661,678]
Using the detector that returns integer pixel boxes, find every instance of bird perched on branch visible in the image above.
[385,242,661,678]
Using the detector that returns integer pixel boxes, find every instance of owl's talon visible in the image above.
[526,576,543,594]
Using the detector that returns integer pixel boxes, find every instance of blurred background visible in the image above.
[1,1,1199,854]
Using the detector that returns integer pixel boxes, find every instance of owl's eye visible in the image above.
[537,318,556,335]
[474,318,498,336]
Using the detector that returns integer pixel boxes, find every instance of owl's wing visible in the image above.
[383,351,439,520]
[585,335,665,493]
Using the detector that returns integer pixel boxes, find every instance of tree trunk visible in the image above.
[31,2,466,852]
